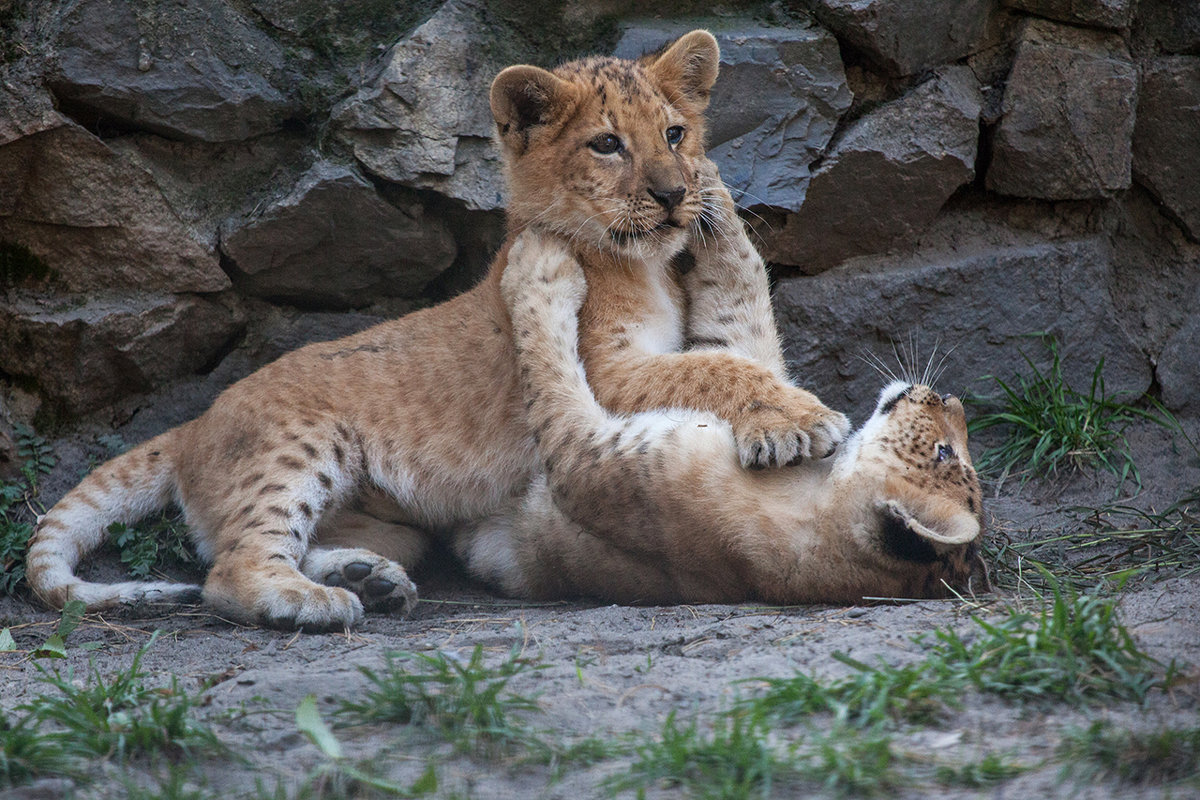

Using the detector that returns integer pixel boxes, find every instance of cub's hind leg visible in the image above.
[186,413,367,631]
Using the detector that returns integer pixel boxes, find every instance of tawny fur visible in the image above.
[25,31,844,630]
[458,230,987,604]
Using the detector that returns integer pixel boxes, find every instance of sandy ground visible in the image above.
[2,387,1198,798]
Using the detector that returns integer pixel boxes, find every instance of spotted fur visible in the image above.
[25,31,845,630]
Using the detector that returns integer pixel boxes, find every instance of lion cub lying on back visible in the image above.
[460,213,987,604]
[27,31,848,629]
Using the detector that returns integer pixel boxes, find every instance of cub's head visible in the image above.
[490,30,719,261]
[837,381,987,596]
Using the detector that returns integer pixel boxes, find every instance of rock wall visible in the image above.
[1,0,1197,428]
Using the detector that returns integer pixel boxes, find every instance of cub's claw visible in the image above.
[734,399,850,470]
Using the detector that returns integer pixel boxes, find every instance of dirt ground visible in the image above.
[2,388,1198,798]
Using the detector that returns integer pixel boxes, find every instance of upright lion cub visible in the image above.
[26,31,846,630]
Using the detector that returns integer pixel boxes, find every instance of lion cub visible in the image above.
[26,31,846,630]
[460,226,986,604]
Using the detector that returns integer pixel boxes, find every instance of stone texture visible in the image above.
[0,394,16,480]
[987,20,1136,200]
[615,21,850,212]
[1003,0,1131,29]
[1134,0,1200,55]
[1158,289,1200,414]
[774,238,1151,420]
[332,0,505,211]
[0,293,246,416]
[220,162,457,308]
[762,66,981,272]
[0,123,227,293]
[1132,57,1200,242]
[48,0,296,142]
[801,0,998,76]
[0,77,61,147]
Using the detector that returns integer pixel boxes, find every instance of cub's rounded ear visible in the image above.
[878,500,981,563]
[644,30,720,110]
[490,66,578,153]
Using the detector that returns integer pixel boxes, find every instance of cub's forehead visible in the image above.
[554,56,680,120]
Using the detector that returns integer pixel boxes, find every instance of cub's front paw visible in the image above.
[733,394,850,469]
[502,230,586,311]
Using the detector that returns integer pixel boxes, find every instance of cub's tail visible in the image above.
[25,427,203,610]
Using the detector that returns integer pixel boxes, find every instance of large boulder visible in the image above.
[0,293,246,417]
[614,21,850,212]
[1003,0,1131,29]
[47,0,297,142]
[800,0,998,76]
[220,162,457,308]
[0,122,227,293]
[1132,57,1200,242]
[987,20,1136,200]
[762,66,981,272]
[332,0,505,211]
[774,238,1152,420]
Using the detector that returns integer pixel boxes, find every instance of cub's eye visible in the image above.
[936,443,955,463]
[665,125,685,146]
[589,133,622,155]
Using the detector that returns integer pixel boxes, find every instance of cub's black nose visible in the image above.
[648,186,685,211]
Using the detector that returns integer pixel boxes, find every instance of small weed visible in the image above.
[935,752,1025,787]
[294,695,438,798]
[1059,721,1200,786]
[1,424,54,596]
[795,724,899,797]
[611,710,794,799]
[337,645,541,757]
[969,336,1173,490]
[20,633,222,761]
[108,511,197,580]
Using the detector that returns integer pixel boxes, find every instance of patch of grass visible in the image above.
[987,493,1200,592]
[0,710,82,788]
[611,710,796,799]
[929,575,1172,705]
[935,752,1025,787]
[19,634,222,761]
[747,655,956,731]
[1,424,55,596]
[746,572,1171,738]
[337,644,542,757]
[1059,721,1200,786]
[0,240,54,287]
[969,336,1174,490]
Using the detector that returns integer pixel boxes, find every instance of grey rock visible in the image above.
[1134,0,1200,55]
[763,66,981,272]
[1133,57,1200,242]
[49,0,296,142]
[615,21,851,212]
[0,393,16,480]
[220,162,457,309]
[0,78,62,147]
[773,238,1152,421]
[1003,0,1132,29]
[987,20,1136,200]
[332,0,505,211]
[0,122,228,293]
[1158,289,1200,414]
[0,292,246,417]
[801,0,998,76]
